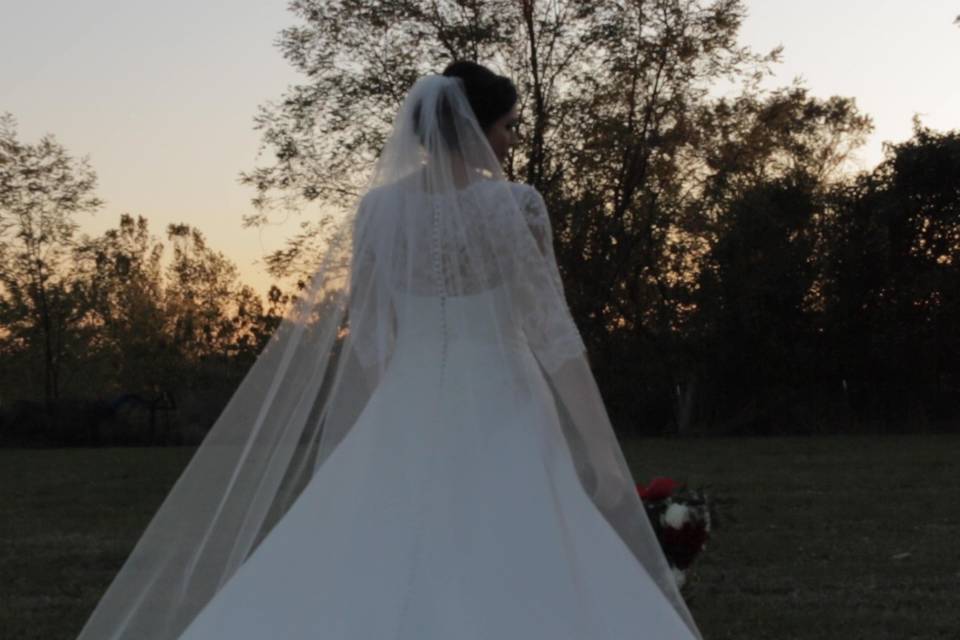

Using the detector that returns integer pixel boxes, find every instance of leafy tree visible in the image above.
[821,122,960,428]
[670,87,873,432]
[240,1,775,280]
[695,175,822,430]
[164,223,264,363]
[0,112,103,405]
[0,112,292,443]
[74,214,170,396]
[697,85,872,206]
[241,0,790,433]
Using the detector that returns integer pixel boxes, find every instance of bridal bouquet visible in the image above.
[635,477,712,589]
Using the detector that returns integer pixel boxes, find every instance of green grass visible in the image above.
[2,435,958,639]
[622,435,960,639]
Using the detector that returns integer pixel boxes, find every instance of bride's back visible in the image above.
[356,175,542,298]
[350,175,552,377]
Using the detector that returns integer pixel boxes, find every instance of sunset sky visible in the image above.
[3,0,958,295]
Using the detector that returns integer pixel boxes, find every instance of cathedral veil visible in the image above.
[76,74,702,640]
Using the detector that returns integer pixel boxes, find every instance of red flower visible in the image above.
[635,476,683,502]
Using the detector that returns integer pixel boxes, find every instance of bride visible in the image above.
[76,61,704,640]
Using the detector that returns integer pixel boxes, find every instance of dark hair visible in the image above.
[411,61,517,152]
[441,60,517,131]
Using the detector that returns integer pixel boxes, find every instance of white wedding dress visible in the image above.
[177,281,696,639]
[75,75,701,640]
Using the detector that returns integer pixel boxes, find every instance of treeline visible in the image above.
[580,122,960,436]
[0,113,288,446]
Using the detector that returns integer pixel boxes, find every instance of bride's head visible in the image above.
[442,61,519,163]
[412,61,519,166]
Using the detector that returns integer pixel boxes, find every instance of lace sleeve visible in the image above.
[518,186,587,372]
[348,194,396,371]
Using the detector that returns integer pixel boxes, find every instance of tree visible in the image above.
[240,1,775,279]
[670,87,873,432]
[74,214,170,394]
[241,0,787,432]
[68,216,285,443]
[0,112,103,405]
[164,223,260,361]
[821,122,960,428]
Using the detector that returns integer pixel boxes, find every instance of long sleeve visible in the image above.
[346,194,396,375]
[517,186,587,373]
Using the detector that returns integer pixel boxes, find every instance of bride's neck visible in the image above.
[422,154,474,191]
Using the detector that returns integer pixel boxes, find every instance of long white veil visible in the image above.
[76,74,702,640]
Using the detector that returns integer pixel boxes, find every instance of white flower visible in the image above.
[661,503,691,529]
[672,566,686,589]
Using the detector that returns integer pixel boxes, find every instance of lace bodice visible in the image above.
[349,180,586,374]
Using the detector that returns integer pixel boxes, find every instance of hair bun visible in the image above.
[441,60,517,132]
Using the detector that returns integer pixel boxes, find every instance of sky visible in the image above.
[2,1,958,296]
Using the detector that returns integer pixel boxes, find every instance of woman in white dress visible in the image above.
[76,61,704,640]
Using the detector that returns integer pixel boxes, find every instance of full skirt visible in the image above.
[177,337,695,639]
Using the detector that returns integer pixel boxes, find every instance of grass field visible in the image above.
[2,435,958,639]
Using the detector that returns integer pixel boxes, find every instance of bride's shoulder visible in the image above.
[502,182,548,223]
[358,182,394,208]
[504,180,537,199]
[355,181,405,224]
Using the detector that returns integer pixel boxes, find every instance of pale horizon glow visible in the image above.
[3,1,958,295]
